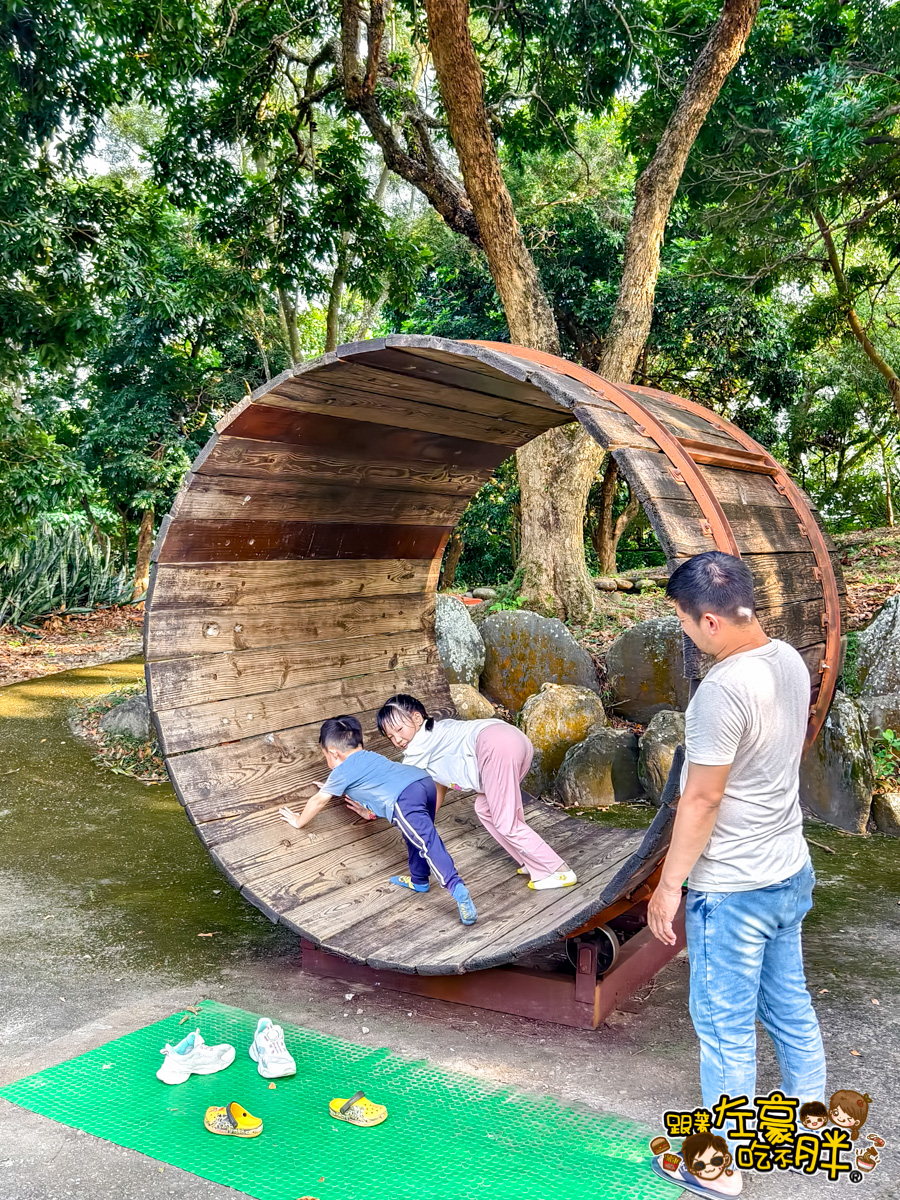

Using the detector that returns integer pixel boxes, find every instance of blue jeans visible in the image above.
[685,860,826,1110]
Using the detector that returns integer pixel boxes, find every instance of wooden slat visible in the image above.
[618,448,795,509]
[167,697,454,824]
[756,597,828,649]
[344,346,564,411]
[568,402,661,454]
[156,663,449,756]
[619,389,740,448]
[262,376,545,446]
[171,474,469,526]
[741,552,847,608]
[640,496,819,558]
[194,435,502,496]
[679,439,778,476]
[154,518,448,565]
[219,404,515,469]
[147,630,439,710]
[148,559,435,611]
[146,592,435,659]
[310,358,568,428]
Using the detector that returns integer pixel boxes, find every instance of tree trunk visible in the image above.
[815,209,900,420]
[883,440,895,527]
[325,242,350,352]
[278,287,303,364]
[439,531,465,590]
[425,0,604,620]
[593,456,641,575]
[133,508,154,601]
[426,0,559,354]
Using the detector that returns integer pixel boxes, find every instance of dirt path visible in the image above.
[0,606,144,687]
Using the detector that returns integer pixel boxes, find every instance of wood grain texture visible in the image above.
[154,518,449,565]
[171,473,470,526]
[262,375,545,445]
[146,592,435,659]
[617,447,795,509]
[156,662,449,755]
[167,699,455,824]
[147,630,438,710]
[148,559,435,611]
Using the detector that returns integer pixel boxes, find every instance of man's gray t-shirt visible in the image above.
[681,638,811,892]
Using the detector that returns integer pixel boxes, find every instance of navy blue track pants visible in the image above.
[392,779,462,894]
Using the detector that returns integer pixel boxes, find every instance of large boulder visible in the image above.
[99,693,151,741]
[449,683,496,720]
[638,710,686,805]
[799,693,874,834]
[873,792,900,837]
[857,693,900,739]
[554,728,643,808]
[480,610,598,713]
[605,616,700,723]
[519,683,607,794]
[857,595,900,696]
[435,594,485,687]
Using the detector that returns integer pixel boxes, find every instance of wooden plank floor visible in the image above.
[215,789,654,974]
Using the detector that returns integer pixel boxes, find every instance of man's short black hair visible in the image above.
[665,551,756,623]
[319,715,363,751]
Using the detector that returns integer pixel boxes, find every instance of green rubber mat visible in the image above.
[0,1000,681,1200]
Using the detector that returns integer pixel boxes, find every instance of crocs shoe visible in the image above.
[329,1090,387,1127]
[390,874,430,893]
[249,1017,296,1079]
[204,1101,263,1138]
[528,868,578,891]
[156,1030,236,1084]
[452,882,477,925]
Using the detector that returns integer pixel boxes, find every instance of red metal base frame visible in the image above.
[299,899,686,1030]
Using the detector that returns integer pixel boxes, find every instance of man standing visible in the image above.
[648,551,826,1114]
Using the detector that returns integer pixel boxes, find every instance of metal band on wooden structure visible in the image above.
[144,335,846,982]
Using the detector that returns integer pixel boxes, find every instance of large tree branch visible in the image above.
[815,208,900,420]
[598,0,761,382]
[339,1,481,245]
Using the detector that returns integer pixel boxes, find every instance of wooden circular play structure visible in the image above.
[144,335,845,1024]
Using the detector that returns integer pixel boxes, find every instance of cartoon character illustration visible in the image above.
[828,1090,873,1141]
[856,1146,879,1173]
[681,1132,734,1182]
[799,1100,829,1130]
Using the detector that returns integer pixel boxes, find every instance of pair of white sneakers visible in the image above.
[156,1018,296,1085]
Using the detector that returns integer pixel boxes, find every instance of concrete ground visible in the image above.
[1,660,898,1199]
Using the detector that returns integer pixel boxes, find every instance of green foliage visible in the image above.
[451,459,521,588]
[0,400,87,540]
[872,729,900,794]
[0,521,132,627]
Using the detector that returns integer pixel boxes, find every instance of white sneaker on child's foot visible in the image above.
[156,1030,235,1084]
[516,866,530,876]
[249,1017,296,1079]
[528,868,578,890]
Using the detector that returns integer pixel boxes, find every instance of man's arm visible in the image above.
[647,761,731,946]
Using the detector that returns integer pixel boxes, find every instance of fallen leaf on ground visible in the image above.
[197,932,220,937]
[850,1050,862,1056]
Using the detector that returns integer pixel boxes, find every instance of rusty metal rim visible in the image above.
[465,341,741,557]
[627,384,841,751]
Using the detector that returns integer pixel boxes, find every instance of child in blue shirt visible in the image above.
[279,715,477,926]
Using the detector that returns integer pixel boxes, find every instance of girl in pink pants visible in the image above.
[376,694,577,890]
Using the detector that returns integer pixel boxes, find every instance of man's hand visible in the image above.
[648,882,683,946]
[344,798,376,821]
[279,805,301,829]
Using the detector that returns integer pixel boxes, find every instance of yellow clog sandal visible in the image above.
[329,1090,387,1127]
[203,1101,263,1138]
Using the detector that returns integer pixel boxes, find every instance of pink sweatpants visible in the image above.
[473,723,565,879]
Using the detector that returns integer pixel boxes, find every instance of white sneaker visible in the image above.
[249,1017,296,1079]
[528,868,578,891]
[516,866,531,876]
[156,1029,235,1084]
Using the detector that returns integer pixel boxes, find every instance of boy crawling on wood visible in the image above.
[279,715,478,926]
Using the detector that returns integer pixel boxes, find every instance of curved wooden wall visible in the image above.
[144,336,846,972]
